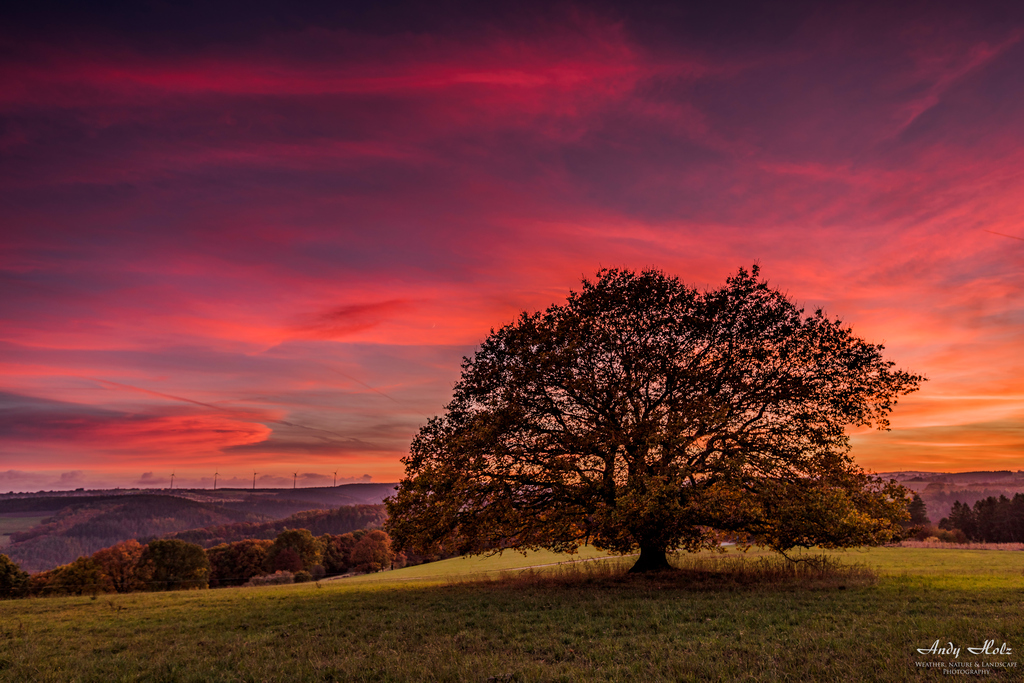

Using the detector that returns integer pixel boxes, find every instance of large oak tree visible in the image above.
[386,267,924,571]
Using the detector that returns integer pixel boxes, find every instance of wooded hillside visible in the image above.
[166,505,387,548]
[0,484,396,572]
[4,495,266,572]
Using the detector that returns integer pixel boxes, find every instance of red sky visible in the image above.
[2,1,1023,491]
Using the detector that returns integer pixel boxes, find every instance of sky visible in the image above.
[2,1,1023,491]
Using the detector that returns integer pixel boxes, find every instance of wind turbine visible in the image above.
[985,229,1024,242]
[170,472,175,490]
[333,471,338,487]
[293,472,298,489]
[213,470,219,491]
[253,472,258,491]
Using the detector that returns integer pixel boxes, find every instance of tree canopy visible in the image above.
[141,539,210,590]
[0,554,29,599]
[386,267,924,571]
[907,493,930,526]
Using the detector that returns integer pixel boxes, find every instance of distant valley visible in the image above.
[0,484,396,572]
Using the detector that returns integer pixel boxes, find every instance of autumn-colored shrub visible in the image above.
[14,524,388,597]
[246,570,294,586]
[913,524,967,543]
[0,554,29,599]
[32,557,109,596]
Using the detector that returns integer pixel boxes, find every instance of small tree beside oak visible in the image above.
[386,267,923,572]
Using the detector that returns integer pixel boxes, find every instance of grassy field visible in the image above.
[0,515,47,549]
[1,546,1022,682]
[335,545,632,585]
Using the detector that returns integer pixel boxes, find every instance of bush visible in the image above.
[294,570,312,583]
[936,528,967,543]
[246,570,294,586]
[0,554,29,599]
[32,557,109,596]
[914,525,967,543]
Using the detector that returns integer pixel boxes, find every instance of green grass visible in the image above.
[338,545,630,585]
[1,547,1022,682]
[0,515,47,548]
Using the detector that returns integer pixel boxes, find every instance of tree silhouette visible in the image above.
[908,493,929,525]
[0,554,29,599]
[940,494,1024,542]
[387,267,923,571]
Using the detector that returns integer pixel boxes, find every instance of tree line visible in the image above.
[3,495,266,571]
[912,485,1024,527]
[166,505,388,547]
[938,494,1024,543]
[0,526,405,599]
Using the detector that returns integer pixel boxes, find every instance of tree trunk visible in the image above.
[628,544,673,573]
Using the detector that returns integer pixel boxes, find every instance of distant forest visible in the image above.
[939,494,1024,543]
[0,485,394,572]
[885,471,1024,523]
[165,505,388,548]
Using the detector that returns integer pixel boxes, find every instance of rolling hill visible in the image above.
[0,484,396,571]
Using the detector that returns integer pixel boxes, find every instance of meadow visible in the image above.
[0,516,48,549]
[1,546,1022,682]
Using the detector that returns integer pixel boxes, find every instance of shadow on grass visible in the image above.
[461,551,877,592]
